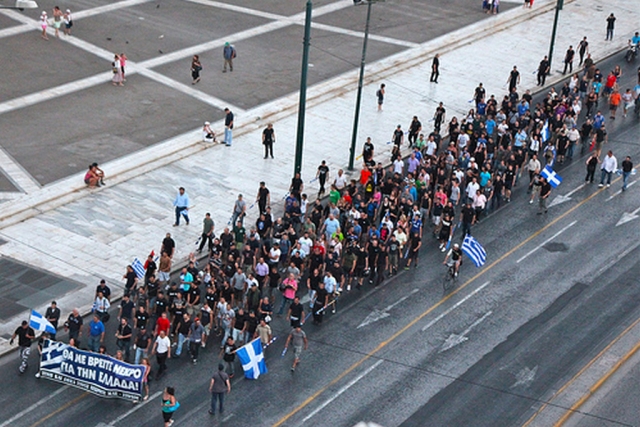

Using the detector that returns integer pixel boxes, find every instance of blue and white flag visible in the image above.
[236,339,268,380]
[541,120,551,143]
[540,165,563,188]
[131,258,146,279]
[462,235,486,267]
[29,310,56,334]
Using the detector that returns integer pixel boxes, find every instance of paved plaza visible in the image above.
[0,0,638,352]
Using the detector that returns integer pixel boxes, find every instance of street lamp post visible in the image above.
[348,0,375,171]
[547,0,564,72]
[293,0,312,177]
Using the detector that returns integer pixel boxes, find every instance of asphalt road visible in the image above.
[0,55,638,427]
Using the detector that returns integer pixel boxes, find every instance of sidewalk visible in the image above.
[0,0,637,355]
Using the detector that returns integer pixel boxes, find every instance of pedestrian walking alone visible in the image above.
[284,326,308,372]
[376,83,385,111]
[262,123,275,159]
[161,387,179,427]
[563,45,575,74]
[578,36,589,65]
[224,108,234,146]
[606,13,616,41]
[191,55,202,84]
[209,363,231,416]
[198,213,215,253]
[223,42,236,72]
[173,187,189,226]
[537,56,550,86]
[507,66,520,92]
[430,54,440,83]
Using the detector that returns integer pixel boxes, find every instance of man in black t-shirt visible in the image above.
[45,301,60,340]
[262,123,275,159]
[11,321,35,373]
[64,308,83,344]
[392,125,404,148]
[118,294,135,324]
[387,234,400,276]
[96,279,111,301]
[461,203,476,236]
[116,318,133,362]
[316,161,330,197]
[256,181,270,214]
[134,325,152,364]
[288,297,304,328]
[408,117,422,147]
[290,173,303,201]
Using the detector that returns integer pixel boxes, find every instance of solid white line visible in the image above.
[384,288,420,311]
[299,360,383,425]
[564,183,586,198]
[421,281,491,332]
[516,220,577,264]
[0,386,67,427]
[0,147,40,193]
[0,23,31,39]
[607,181,636,201]
[108,390,163,426]
[460,311,492,336]
[311,22,420,48]
[73,0,156,19]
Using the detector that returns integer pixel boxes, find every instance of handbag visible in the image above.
[166,401,180,412]
[102,312,111,323]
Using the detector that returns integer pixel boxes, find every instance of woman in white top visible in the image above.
[40,11,48,40]
[112,54,124,86]
[63,9,72,36]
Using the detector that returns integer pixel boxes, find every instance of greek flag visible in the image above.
[462,235,486,267]
[131,258,146,279]
[236,339,268,380]
[540,165,563,188]
[541,120,551,143]
[29,310,56,334]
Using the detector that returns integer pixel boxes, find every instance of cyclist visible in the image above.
[443,243,463,277]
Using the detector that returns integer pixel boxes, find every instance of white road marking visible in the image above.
[357,288,420,329]
[547,183,585,208]
[439,311,492,353]
[421,281,491,332]
[107,390,163,426]
[516,221,577,263]
[0,386,67,427]
[511,365,538,389]
[616,206,640,227]
[298,360,384,425]
[0,146,40,193]
[607,180,636,201]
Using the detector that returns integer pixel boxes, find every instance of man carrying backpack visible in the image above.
[223,42,236,73]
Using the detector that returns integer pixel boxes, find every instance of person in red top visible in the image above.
[609,90,622,120]
[604,72,617,97]
[155,312,171,338]
[359,164,372,186]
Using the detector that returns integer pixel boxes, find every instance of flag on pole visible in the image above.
[236,339,268,380]
[461,235,486,267]
[29,310,56,334]
[541,120,551,143]
[540,165,563,188]
[131,258,146,279]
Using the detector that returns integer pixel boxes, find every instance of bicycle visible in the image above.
[442,263,458,291]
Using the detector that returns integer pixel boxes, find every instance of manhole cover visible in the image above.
[543,242,569,252]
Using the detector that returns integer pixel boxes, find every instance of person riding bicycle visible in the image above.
[443,243,463,277]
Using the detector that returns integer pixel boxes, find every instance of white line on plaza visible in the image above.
[311,22,420,48]
[107,390,163,426]
[72,0,156,20]
[607,181,636,201]
[0,386,67,427]
[137,68,245,114]
[298,360,384,425]
[516,220,577,263]
[421,281,491,332]
[0,23,32,39]
[0,146,40,193]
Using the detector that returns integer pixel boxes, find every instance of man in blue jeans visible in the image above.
[621,156,633,191]
[87,314,105,353]
[599,150,618,188]
[208,364,231,416]
[224,108,234,146]
[173,187,190,226]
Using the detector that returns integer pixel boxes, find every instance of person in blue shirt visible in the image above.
[88,314,105,352]
[592,111,605,130]
[485,116,496,136]
[173,187,190,226]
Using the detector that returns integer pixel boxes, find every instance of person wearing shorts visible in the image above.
[284,326,308,372]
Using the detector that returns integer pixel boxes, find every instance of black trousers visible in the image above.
[430,69,439,82]
[264,142,273,158]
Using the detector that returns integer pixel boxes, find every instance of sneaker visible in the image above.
[337,287,343,293]
[598,184,604,187]
[143,395,149,401]
[441,246,446,252]
[606,184,610,188]
[347,285,351,291]
[35,372,41,379]
[209,410,215,415]
[201,342,206,348]
[193,359,197,365]
[291,366,295,372]
[332,308,336,314]
[529,199,533,204]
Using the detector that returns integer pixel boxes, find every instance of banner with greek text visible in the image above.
[39,340,144,401]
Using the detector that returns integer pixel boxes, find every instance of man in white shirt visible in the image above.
[333,169,347,192]
[298,233,313,255]
[268,243,281,266]
[457,133,469,151]
[599,150,617,187]
[425,135,438,157]
[152,330,171,379]
[465,177,480,203]
[393,155,404,176]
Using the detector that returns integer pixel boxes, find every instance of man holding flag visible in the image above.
[235,338,268,378]
[537,176,552,214]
